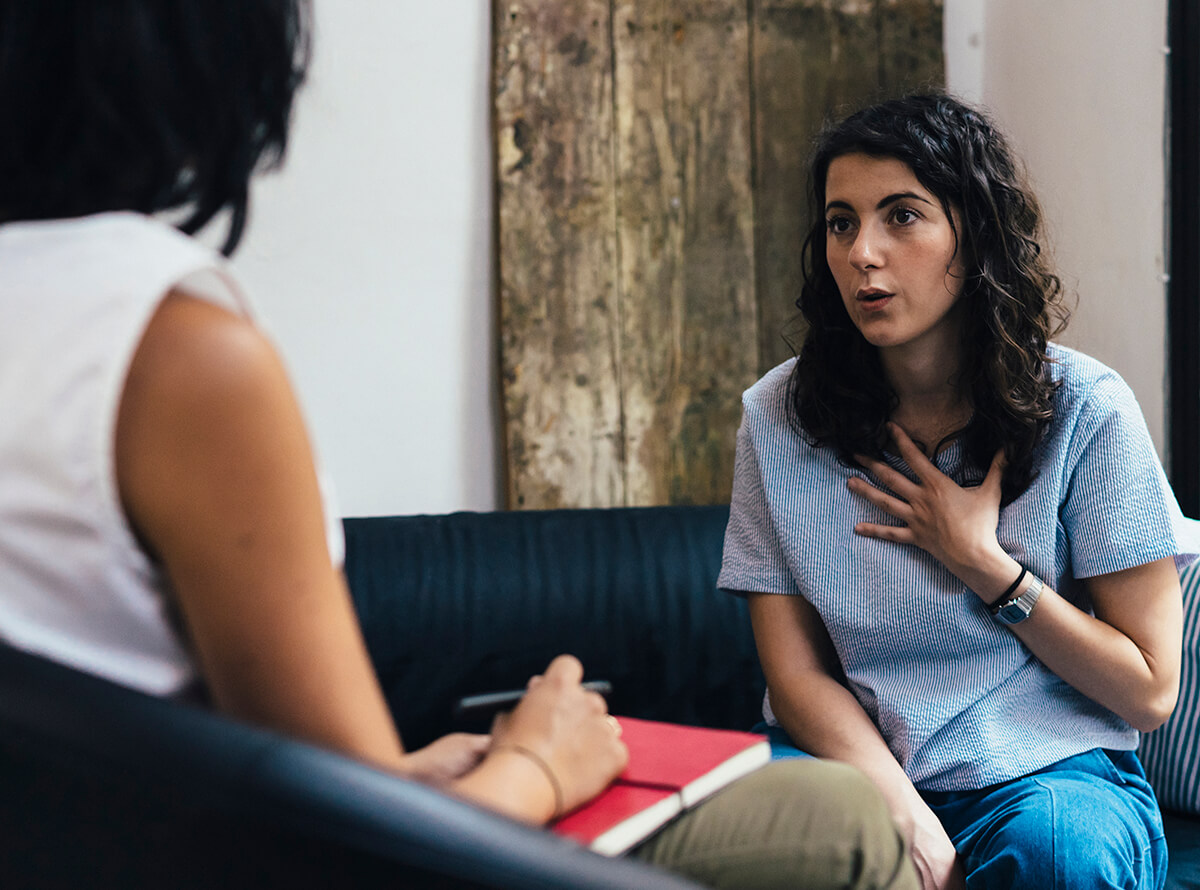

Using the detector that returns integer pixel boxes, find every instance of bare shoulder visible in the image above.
[115,289,319,558]
[120,291,289,420]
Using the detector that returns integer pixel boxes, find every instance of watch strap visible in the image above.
[993,573,1044,626]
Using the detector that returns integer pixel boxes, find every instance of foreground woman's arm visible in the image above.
[115,293,625,824]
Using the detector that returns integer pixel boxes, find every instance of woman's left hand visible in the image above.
[849,423,1014,596]
[401,733,492,786]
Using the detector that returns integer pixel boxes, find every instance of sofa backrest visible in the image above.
[343,505,763,748]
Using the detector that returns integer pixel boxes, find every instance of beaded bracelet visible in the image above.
[493,744,565,820]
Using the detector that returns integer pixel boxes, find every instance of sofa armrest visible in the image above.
[0,641,702,889]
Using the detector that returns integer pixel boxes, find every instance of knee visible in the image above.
[633,758,919,889]
[962,788,1056,888]
[963,779,1155,889]
[752,759,887,824]
[753,760,918,889]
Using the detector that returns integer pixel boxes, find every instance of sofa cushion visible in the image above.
[1164,811,1200,890]
[1140,559,1200,816]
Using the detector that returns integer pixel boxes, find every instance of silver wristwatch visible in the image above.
[992,574,1044,626]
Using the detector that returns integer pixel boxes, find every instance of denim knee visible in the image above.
[924,749,1166,890]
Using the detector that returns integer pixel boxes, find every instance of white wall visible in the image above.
[230,2,1171,517]
[947,0,1170,457]
[229,1,500,517]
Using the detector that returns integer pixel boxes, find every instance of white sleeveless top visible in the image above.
[0,212,344,696]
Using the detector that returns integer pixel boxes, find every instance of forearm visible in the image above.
[1004,579,1178,730]
[770,670,927,828]
[955,550,1180,731]
[749,592,962,887]
[450,749,559,825]
[749,592,929,825]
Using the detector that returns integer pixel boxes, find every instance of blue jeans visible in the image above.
[758,726,1166,889]
[923,748,1166,890]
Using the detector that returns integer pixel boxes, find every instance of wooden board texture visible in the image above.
[496,0,943,509]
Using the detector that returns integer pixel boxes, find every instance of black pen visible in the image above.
[452,680,613,722]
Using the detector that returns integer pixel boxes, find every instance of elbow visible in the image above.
[1126,686,1179,734]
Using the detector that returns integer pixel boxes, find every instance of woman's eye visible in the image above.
[892,207,919,225]
[826,216,853,235]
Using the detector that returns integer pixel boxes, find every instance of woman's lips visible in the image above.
[856,289,893,310]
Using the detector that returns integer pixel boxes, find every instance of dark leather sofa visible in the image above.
[2,504,1197,887]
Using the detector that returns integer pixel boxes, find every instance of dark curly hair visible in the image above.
[789,93,1069,504]
[0,0,311,255]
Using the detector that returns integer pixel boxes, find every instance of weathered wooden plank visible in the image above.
[878,0,945,90]
[494,1,624,508]
[612,0,759,505]
[494,0,942,509]
[751,0,945,375]
[752,0,879,375]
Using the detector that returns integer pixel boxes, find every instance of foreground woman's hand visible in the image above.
[449,654,627,824]
[491,655,629,817]
[401,733,491,786]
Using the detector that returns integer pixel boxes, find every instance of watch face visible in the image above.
[998,601,1028,624]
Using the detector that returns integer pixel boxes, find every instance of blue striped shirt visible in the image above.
[719,344,1200,791]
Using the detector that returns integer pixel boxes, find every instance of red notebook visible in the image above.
[551,716,770,856]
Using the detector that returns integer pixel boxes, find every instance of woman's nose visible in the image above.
[848,224,883,271]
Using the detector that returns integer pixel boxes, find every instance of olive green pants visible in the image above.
[631,759,919,890]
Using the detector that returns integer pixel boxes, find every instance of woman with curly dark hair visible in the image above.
[720,93,1198,890]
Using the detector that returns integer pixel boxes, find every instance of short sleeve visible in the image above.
[1060,374,1200,578]
[717,412,796,596]
[318,469,346,569]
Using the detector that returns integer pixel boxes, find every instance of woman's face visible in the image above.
[823,153,966,357]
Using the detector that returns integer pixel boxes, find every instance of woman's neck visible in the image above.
[880,345,971,456]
